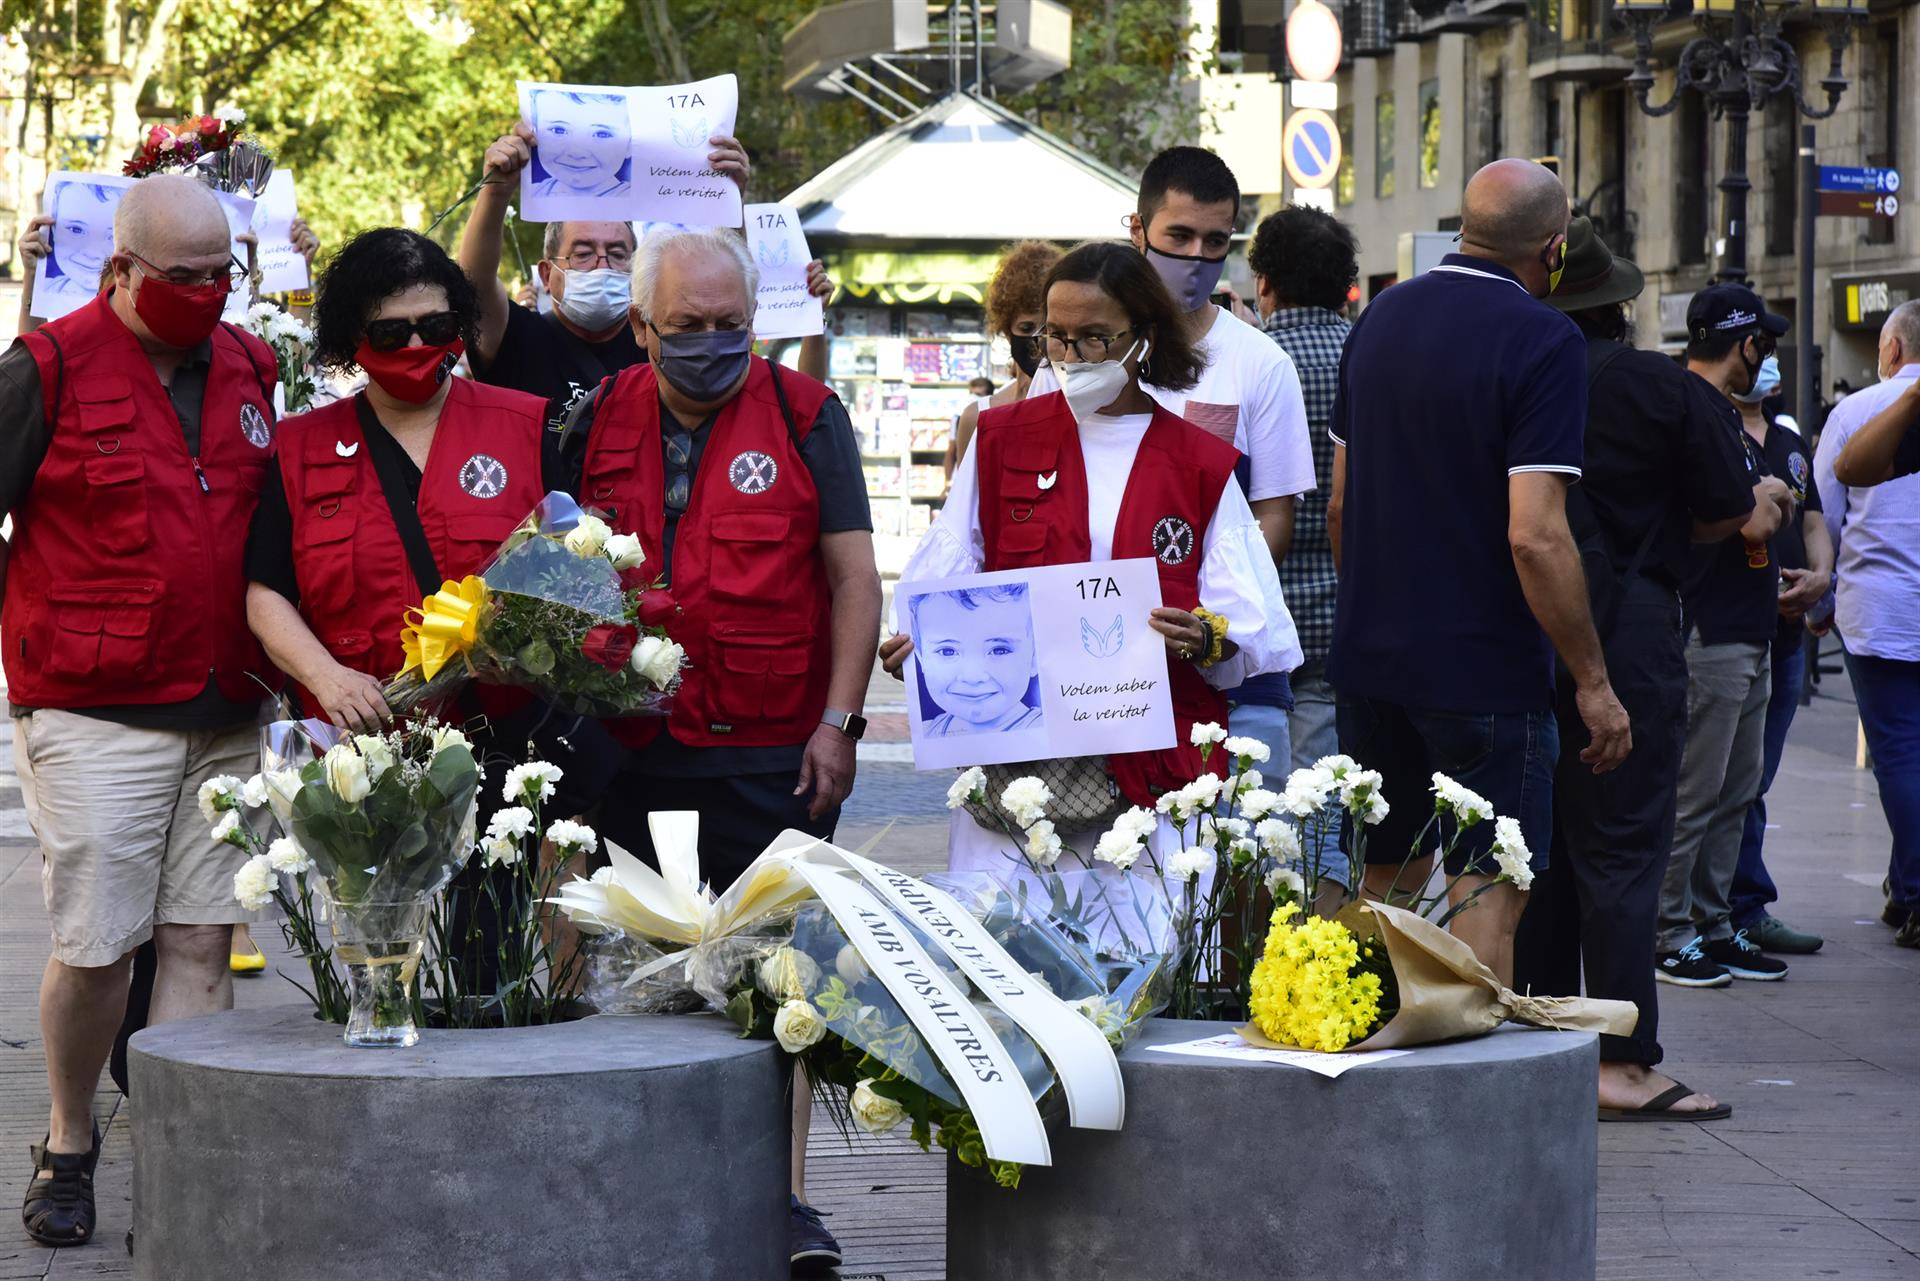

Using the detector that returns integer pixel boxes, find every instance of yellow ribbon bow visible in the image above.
[398,575,488,680]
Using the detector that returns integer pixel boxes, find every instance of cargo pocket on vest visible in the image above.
[44,580,161,682]
[708,510,793,605]
[713,631,812,728]
[83,453,152,555]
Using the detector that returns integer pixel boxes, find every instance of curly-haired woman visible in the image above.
[947,239,1062,477]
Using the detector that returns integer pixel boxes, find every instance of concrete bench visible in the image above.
[129,1005,788,1281]
[948,1017,1600,1281]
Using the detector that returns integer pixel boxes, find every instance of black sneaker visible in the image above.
[789,1194,841,1274]
[1701,930,1789,980]
[1655,940,1732,987]
[1895,915,1920,950]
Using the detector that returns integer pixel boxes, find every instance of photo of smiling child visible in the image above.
[517,83,635,221]
[909,584,1044,738]
[31,173,135,322]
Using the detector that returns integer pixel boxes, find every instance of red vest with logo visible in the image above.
[579,357,835,749]
[975,391,1238,806]
[3,294,278,708]
[277,378,548,700]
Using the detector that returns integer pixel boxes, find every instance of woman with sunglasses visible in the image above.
[881,241,1298,879]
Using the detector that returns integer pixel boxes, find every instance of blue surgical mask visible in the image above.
[553,267,631,333]
[1735,353,1782,404]
[651,326,752,403]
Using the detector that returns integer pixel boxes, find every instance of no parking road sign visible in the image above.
[1283,109,1341,191]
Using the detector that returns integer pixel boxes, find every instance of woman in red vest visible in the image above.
[882,241,1296,878]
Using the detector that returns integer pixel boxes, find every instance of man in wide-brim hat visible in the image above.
[1513,216,1761,1122]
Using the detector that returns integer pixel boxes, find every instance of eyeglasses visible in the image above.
[129,253,247,292]
[363,311,463,353]
[1039,327,1136,364]
[554,246,632,271]
[1750,333,1778,359]
[664,427,694,514]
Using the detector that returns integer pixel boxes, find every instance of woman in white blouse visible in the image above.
[881,241,1299,878]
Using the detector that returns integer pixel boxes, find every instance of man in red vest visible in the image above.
[560,226,879,1271]
[0,174,278,1248]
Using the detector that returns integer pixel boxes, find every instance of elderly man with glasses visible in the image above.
[0,173,281,1248]
[555,224,880,1272]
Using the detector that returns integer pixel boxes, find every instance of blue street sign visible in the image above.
[1819,166,1901,195]
[1282,110,1341,190]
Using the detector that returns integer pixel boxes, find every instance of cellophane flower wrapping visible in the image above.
[383,492,685,718]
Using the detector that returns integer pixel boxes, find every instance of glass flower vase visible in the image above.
[328,896,432,1048]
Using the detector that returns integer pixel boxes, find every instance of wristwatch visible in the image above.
[822,709,867,741]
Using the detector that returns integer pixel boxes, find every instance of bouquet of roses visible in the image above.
[384,492,686,717]
[239,302,316,415]
[124,109,272,198]
[552,820,1132,1190]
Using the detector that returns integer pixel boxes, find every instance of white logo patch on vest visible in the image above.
[458,454,508,499]
[239,403,272,450]
[1151,516,1195,566]
[728,450,778,495]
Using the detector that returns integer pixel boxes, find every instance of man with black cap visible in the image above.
[1656,284,1797,987]
[1515,220,1757,1120]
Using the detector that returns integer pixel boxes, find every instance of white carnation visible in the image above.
[546,818,599,856]
[1490,816,1535,891]
[233,855,276,911]
[1189,721,1227,748]
[1093,826,1144,870]
[1232,768,1264,798]
[1167,846,1215,882]
[947,766,986,810]
[1264,864,1306,901]
[1113,806,1158,843]
[1314,754,1359,780]
[211,810,245,847]
[1238,788,1280,822]
[1256,818,1301,861]
[1223,735,1270,764]
[1024,818,1064,869]
[265,836,311,875]
[240,774,270,809]
[197,775,243,825]
[1431,772,1494,827]
[503,761,563,806]
[999,777,1052,828]
[1180,774,1224,811]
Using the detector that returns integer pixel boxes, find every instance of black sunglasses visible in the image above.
[364,311,462,353]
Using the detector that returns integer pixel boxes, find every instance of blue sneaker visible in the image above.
[789,1194,841,1273]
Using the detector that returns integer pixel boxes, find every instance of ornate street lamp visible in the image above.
[1614,0,1866,283]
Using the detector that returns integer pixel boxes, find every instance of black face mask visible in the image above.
[1007,333,1043,378]
[651,326,752,403]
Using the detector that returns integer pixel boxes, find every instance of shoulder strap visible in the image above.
[38,330,66,434]
[219,322,279,408]
[354,393,441,596]
[767,359,802,452]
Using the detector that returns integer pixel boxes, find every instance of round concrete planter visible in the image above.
[948,1017,1600,1281]
[129,1006,788,1281]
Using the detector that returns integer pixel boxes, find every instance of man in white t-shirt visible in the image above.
[1131,148,1314,832]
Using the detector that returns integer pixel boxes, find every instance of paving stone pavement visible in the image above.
[0,654,1914,1280]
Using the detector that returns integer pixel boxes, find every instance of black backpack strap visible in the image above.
[767,359,803,452]
[354,393,442,597]
[219,321,280,409]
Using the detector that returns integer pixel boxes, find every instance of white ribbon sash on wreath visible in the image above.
[552,814,1125,1167]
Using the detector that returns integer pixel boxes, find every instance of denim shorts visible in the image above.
[1335,694,1558,877]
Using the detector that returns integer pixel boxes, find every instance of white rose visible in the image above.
[545,818,599,856]
[834,944,870,985]
[603,532,646,570]
[503,761,563,806]
[431,725,471,756]
[1490,816,1535,891]
[197,775,242,825]
[265,836,312,876]
[629,635,686,690]
[1166,846,1215,882]
[352,734,397,785]
[998,777,1052,828]
[1222,735,1270,765]
[849,1079,906,1135]
[240,774,270,809]
[211,810,245,847]
[773,999,827,1053]
[1024,818,1063,869]
[946,767,986,811]
[757,947,822,1001]
[1238,788,1280,822]
[563,514,612,558]
[264,768,303,823]
[232,855,276,911]
[1264,864,1306,901]
[1189,722,1227,748]
[323,744,370,804]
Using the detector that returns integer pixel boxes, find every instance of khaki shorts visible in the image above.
[15,709,262,967]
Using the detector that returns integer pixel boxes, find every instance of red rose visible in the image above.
[582,623,638,672]
[636,590,678,629]
[618,566,651,595]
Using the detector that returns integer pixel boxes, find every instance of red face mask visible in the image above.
[355,339,464,403]
[133,272,229,349]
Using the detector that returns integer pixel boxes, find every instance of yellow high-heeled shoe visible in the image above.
[230,937,267,975]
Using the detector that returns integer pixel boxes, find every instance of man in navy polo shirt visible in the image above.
[1327,158,1632,985]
